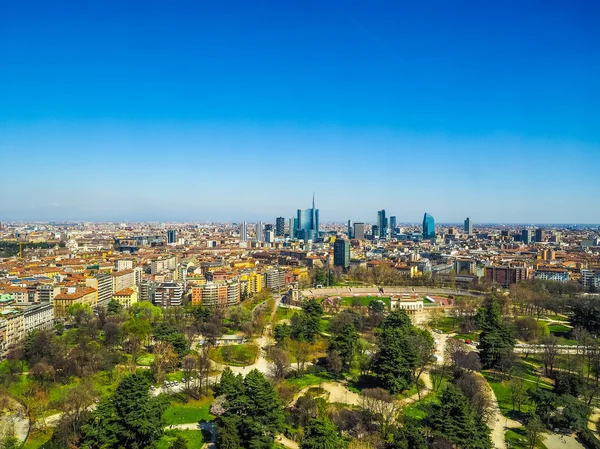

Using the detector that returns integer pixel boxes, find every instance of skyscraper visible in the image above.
[347,220,353,238]
[167,229,177,244]
[334,238,350,269]
[257,221,263,242]
[522,229,532,244]
[240,221,248,241]
[535,228,544,243]
[353,223,365,240]
[389,216,397,231]
[296,194,319,241]
[464,217,473,235]
[275,217,285,237]
[423,213,435,240]
[265,224,273,231]
[377,210,387,239]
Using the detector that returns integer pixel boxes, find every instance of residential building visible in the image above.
[154,282,183,307]
[581,270,600,288]
[0,308,25,352]
[464,217,473,235]
[115,259,134,271]
[85,273,112,305]
[275,217,285,237]
[111,269,135,294]
[190,281,240,308]
[16,302,54,333]
[54,286,98,318]
[265,269,286,290]
[334,238,350,269]
[150,256,177,275]
[139,279,156,302]
[423,213,435,240]
[353,223,365,240]
[484,266,530,287]
[534,268,571,282]
[113,286,138,308]
[37,283,60,303]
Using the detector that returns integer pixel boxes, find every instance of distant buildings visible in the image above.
[535,228,544,243]
[347,220,353,239]
[464,217,473,235]
[167,229,177,245]
[581,270,600,289]
[423,213,435,240]
[191,281,240,308]
[275,217,285,237]
[353,223,365,240]
[296,196,319,241]
[521,229,532,244]
[484,266,529,287]
[534,268,570,282]
[333,238,350,269]
[389,216,397,235]
[257,222,264,242]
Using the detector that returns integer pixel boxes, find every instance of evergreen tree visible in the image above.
[300,417,347,449]
[327,322,359,372]
[478,297,515,369]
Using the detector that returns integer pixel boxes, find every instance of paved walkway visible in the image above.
[543,433,584,449]
[0,397,29,442]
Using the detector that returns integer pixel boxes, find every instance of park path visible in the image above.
[477,372,520,449]
[0,397,29,443]
[276,434,299,449]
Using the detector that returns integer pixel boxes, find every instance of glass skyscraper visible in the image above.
[296,195,319,241]
[423,213,435,240]
[377,209,387,239]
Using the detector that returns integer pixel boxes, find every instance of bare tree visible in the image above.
[540,335,559,376]
[407,333,435,399]
[360,388,400,434]
[288,340,311,373]
[268,346,290,381]
[508,377,527,412]
[152,341,178,384]
[454,372,492,419]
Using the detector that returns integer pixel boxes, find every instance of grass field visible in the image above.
[157,429,204,449]
[339,296,391,307]
[275,307,298,322]
[22,429,53,449]
[208,343,259,366]
[401,378,448,420]
[283,372,334,390]
[137,353,155,366]
[505,427,548,449]
[163,396,214,426]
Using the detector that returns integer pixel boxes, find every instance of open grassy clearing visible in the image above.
[163,396,214,426]
[157,429,204,449]
[208,343,259,366]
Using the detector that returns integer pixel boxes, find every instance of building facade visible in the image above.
[423,213,435,240]
[334,238,350,269]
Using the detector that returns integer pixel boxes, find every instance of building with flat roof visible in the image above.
[53,286,98,318]
[423,213,435,240]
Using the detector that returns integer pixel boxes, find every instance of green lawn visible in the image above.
[163,396,214,426]
[275,307,298,322]
[435,316,460,333]
[339,296,391,307]
[208,344,259,366]
[547,324,572,334]
[401,378,448,420]
[156,429,204,449]
[137,353,155,366]
[505,427,548,449]
[319,318,330,333]
[454,331,481,342]
[283,373,334,390]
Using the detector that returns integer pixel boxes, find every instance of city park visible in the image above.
[0,278,599,449]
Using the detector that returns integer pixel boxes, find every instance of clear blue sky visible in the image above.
[1,0,599,223]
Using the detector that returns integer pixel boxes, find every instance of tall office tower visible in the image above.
[347,220,353,238]
[464,217,473,235]
[288,217,297,238]
[522,229,532,244]
[535,228,544,243]
[257,222,264,242]
[389,216,397,231]
[296,194,319,241]
[333,238,350,269]
[353,222,365,240]
[377,210,387,239]
[275,217,285,237]
[372,225,379,239]
[240,221,248,241]
[423,213,436,240]
[265,224,273,231]
[167,229,177,244]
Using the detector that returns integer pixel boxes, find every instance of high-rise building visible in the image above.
[353,223,365,240]
[372,225,379,239]
[265,224,273,232]
[275,217,285,237]
[347,220,353,239]
[535,228,544,243]
[334,238,350,269]
[464,217,473,235]
[265,230,275,243]
[240,221,248,241]
[167,229,177,244]
[257,222,263,242]
[288,217,297,238]
[522,229,532,244]
[423,213,435,240]
[389,216,397,231]
[154,282,183,307]
[296,194,319,241]
[377,210,387,239]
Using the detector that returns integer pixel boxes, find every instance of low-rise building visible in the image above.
[54,286,98,318]
[534,268,571,282]
[113,286,138,309]
[15,302,54,333]
[0,308,25,352]
[154,282,183,307]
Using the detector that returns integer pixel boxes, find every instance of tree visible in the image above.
[360,388,400,435]
[107,300,124,315]
[508,377,527,412]
[478,297,515,370]
[152,341,178,384]
[80,371,168,449]
[386,421,427,449]
[291,300,323,342]
[515,316,546,342]
[274,324,292,345]
[172,435,188,449]
[525,414,546,449]
[327,320,359,373]
[268,346,290,381]
[300,417,347,449]
[407,331,435,399]
[540,335,559,376]
[289,340,312,373]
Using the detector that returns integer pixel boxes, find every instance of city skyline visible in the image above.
[1,1,599,223]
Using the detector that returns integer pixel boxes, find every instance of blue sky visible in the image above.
[1,0,599,223]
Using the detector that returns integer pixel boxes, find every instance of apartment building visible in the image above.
[54,286,98,318]
[111,269,135,294]
[113,286,138,309]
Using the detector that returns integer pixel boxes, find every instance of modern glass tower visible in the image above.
[377,210,387,239]
[296,194,319,241]
[464,217,473,235]
[334,238,350,269]
[167,230,177,244]
[423,213,435,240]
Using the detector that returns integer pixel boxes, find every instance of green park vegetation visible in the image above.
[156,429,204,449]
[163,396,214,425]
[208,344,259,366]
